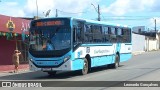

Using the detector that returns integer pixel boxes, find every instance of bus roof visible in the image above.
[33,17,131,28]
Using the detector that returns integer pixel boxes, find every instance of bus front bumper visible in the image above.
[29,60,72,72]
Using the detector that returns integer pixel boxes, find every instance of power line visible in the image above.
[102,16,160,18]
[102,18,150,21]
[57,9,88,14]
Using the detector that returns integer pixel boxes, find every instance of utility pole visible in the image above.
[98,4,100,21]
[36,0,38,18]
[155,19,157,33]
[55,9,58,17]
[91,4,101,21]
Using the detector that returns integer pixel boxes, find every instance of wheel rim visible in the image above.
[83,59,88,74]
[115,61,119,67]
[115,55,119,68]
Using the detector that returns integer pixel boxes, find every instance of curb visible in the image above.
[0,68,30,77]
[132,51,145,56]
[0,68,29,73]
[0,64,29,73]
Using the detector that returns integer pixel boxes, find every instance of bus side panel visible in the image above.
[120,43,132,62]
[120,53,132,62]
[71,55,115,70]
[71,59,84,70]
[91,55,114,67]
[72,44,116,69]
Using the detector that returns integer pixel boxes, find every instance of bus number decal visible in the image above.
[86,47,90,53]
[77,50,82,58]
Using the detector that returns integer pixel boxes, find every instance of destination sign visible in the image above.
[36,20,64,26]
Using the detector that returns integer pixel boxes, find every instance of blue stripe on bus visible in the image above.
[120,53,132,62]
[71,53,132,70]
[71,55,114,70]
[91,55,114,67]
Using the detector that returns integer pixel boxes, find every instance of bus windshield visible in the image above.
[29,26,71,51]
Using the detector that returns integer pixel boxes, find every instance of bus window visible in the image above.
[122,28,131,43]
[102,26,109,42]
[111,27,116,35]
[77,26,82,42]
[73,21,84,45]
[116,28,123,42]
[110,27,116,42]
[84,25,93,43]
[117,28,122,35]
[92,25,102,42]
[127,29,131,43]
[73,26,82,45]
[73,26,76,43]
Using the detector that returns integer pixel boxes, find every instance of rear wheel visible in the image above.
[47,71,57,76]
[81,58,89,75]
[108,54,120,69]
[114,54,120,68]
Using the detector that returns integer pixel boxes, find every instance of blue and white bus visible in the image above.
[29,17,132,75]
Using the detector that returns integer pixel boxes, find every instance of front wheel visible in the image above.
[81,58,89,75]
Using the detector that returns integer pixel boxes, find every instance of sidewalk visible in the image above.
[0,64,29,73]
[132,51,145,56]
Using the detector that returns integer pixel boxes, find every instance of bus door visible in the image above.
[116,43,121,53]
[72,20,85,50]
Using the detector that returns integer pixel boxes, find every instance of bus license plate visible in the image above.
[42,68,52,71]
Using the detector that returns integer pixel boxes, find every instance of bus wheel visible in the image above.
[81,58,89,75]
[108,54,120,69]
[114,54,120,68]
[47,71,57,76]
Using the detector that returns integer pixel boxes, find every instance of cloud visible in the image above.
[0,1,25,17]
[0,0,100,17]
[1,0,160,18]
[101,0,159,16]
[24,0,100,17]
[5,2,18,6]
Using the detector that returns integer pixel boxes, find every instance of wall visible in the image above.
[0,37,16,65]
[148,39,157,51]
[132,33,145,53]
[145,34,159,51]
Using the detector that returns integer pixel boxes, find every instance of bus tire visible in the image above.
[47,71,57,76]
[81,58,89,75]
[114,54,120,68]
[108,54,120,69]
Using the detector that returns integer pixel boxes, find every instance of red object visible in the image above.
[0,14,31,68]
[0,14,30,34]
[0,37,16,65]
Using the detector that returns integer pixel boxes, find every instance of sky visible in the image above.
[0,0,160,30]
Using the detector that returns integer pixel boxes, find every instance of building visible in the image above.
[132,28,160,55]
[132,26,146,34]
[0,14,30,65]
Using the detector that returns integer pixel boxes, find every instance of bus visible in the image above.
[28,17,132,75]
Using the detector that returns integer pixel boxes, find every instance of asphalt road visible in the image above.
[0,51,160,90]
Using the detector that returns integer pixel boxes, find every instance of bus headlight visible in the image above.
[28,57,33,62]
[64,56,71,62]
